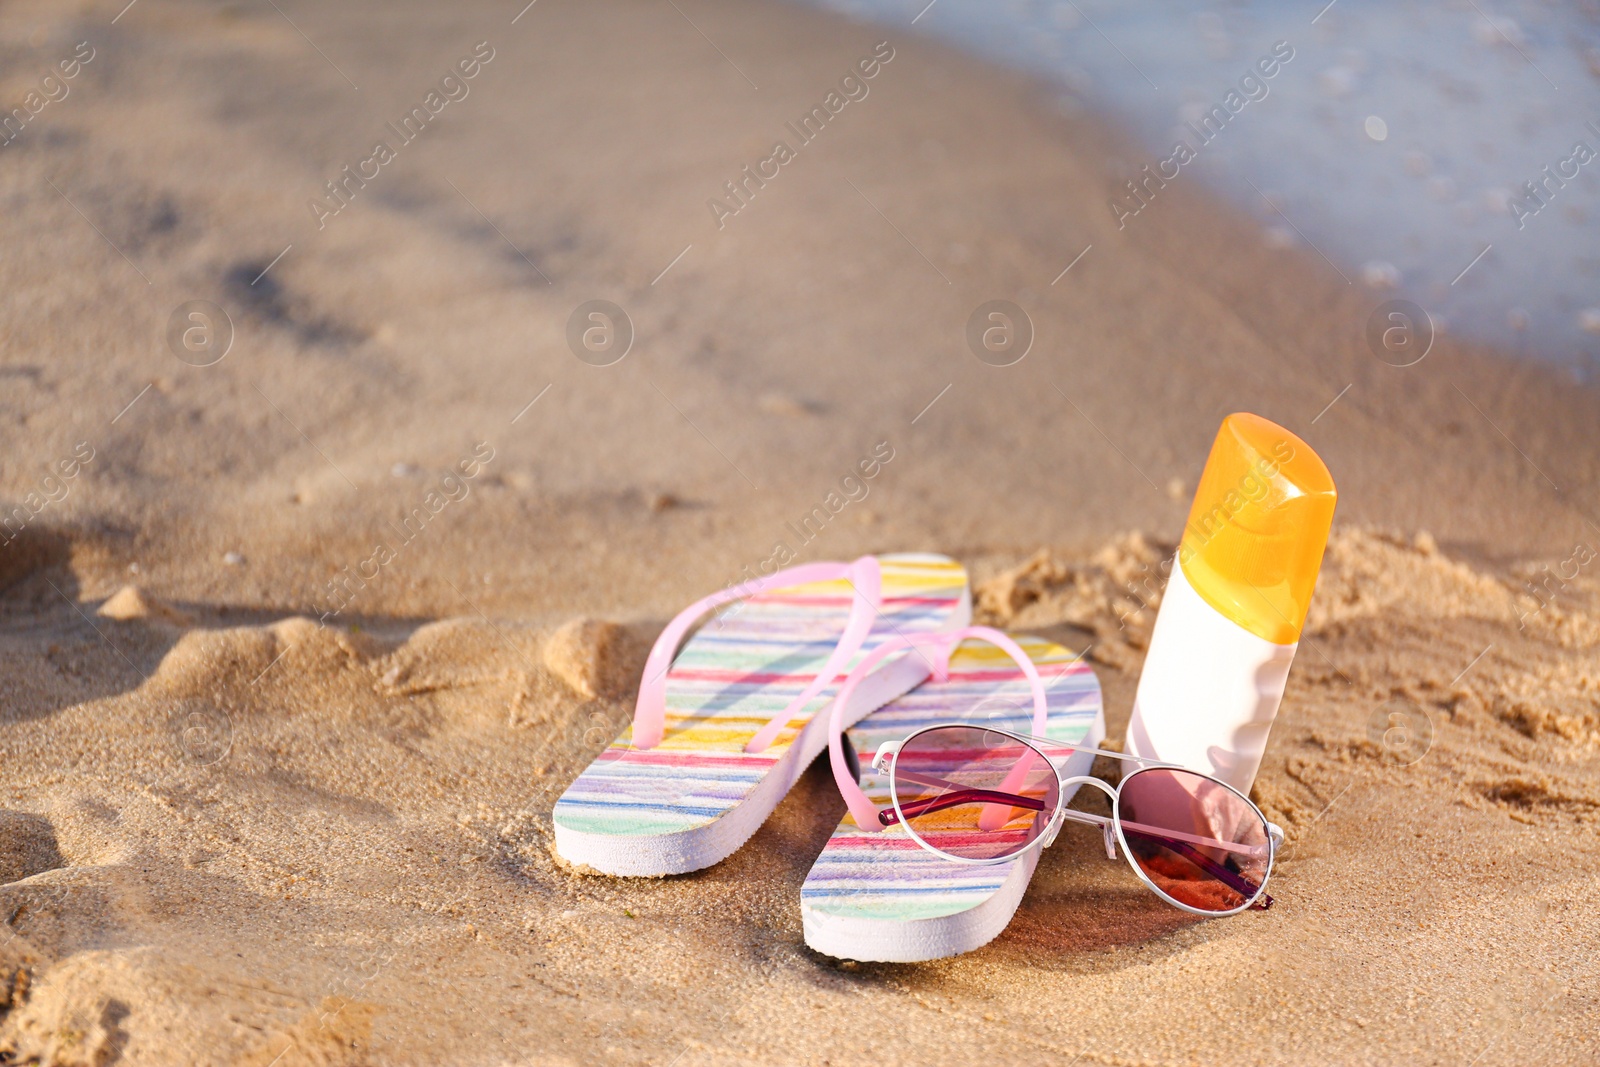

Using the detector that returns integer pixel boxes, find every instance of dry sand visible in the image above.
[0,0,1596,1063]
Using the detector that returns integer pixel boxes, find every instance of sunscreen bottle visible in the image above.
[1126,413,1336,794]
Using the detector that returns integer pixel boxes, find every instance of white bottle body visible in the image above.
[1125,560,1296,794]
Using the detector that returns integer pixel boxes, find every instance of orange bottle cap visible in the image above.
[1177,413,1337,644]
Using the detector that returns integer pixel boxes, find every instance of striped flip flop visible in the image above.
[552,553,970,876]
[800,628,1104,962]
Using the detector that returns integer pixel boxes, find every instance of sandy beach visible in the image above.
[0,0,1597,1062]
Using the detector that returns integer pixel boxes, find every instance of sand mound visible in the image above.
[137,625,283,700]
[0,946,386,1067]
[0,604,647,1063]
[541,618,633,701]
[369,616,643,733]
[973,532,1171,672]
[95,585,193,627]
[1306,528,1526,631]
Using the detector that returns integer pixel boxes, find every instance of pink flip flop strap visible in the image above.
[630,556,882,752]
[828,625,1048,831]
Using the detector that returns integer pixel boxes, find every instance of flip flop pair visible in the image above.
[551,554,1104,960]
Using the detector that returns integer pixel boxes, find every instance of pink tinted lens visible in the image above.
[1117,768,1271,913]
[889,726,1059,861]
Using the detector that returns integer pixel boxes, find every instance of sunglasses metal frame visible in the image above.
[871,724,1284,918]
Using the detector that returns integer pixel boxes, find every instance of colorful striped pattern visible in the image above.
[801,636,1102,923]
[552,554,968,840]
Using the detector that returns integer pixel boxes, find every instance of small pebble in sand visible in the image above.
[648,492,679,514]
[1414,531,1438,555]
[223,551,245,566]
[1364,115,1388,142]
[1166,477,1187,502]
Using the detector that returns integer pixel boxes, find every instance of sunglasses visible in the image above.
[866,725,1283,916]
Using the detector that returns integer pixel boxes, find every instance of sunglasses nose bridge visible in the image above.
[1053,774,1120,859]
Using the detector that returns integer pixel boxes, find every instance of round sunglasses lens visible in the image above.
[890,726,1059,861]
[1117,768,1271,913]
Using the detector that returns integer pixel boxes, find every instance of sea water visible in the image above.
[799,0,1600,371]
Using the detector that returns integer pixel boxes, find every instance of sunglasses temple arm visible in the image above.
[1122,826,1273,910]
[1114,818,1270,860]
[905,773,1273,860]
[878,788,1045,827]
